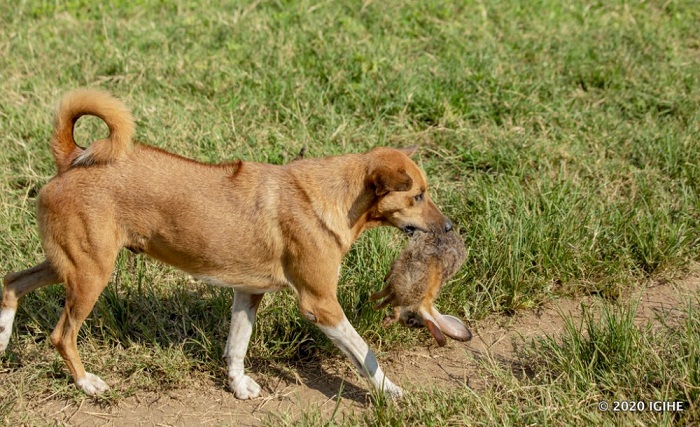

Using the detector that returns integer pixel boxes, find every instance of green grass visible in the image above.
[1,0,699,425]
[332,296,700,426]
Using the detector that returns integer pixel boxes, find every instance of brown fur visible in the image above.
[1,89,452,389]
[370,231,468,341]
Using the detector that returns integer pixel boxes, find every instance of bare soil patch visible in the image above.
[28,272,700,426]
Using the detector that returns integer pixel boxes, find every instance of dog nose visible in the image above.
[444,220,453,232]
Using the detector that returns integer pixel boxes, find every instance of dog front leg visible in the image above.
[315,312,403,399]
[224,291,264,399]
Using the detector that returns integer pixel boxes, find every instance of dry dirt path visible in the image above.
[34,272,700,426]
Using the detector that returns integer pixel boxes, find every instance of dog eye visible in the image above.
[414,192,424,202]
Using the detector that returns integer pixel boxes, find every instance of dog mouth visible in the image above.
[400,224,426,236]
[400,225,416,236]
[399,222,453,236]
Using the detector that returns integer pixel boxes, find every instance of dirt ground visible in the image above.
[31,272,700,426]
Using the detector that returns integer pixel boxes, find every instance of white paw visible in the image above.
[382,381,404,400]
[76,372,110,395]
[0,308,15,353]
[229,374,261,400]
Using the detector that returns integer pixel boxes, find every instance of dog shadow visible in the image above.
[254,359,370,405]
[12,271,373,405]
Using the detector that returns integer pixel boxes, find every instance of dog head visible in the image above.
[366,147,452,235]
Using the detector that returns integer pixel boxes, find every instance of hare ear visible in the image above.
[397,145,419,158]
[368,166,413,196]
[419,306,472,346]
[434,313,472,341]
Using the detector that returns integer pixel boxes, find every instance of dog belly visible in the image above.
[154,249,290,293]
[136,233,289,293]
[191,274,288,293]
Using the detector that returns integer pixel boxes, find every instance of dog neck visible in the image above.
[286,155,380,252]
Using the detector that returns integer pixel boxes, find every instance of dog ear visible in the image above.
[369,166,413,196]
[397,146,419,158]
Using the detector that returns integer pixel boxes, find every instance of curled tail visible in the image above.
[51,88,135,175]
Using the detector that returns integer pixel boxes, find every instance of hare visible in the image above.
[371,231,471,346]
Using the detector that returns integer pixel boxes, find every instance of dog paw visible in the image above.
[382,381,404,400]
[0,327,9,353]
[76,372,110,395]
[0,308,15,353]
[229,374,261,400]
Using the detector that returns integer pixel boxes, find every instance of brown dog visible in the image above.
[0,89,457,399]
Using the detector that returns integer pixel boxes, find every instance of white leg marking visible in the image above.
[224,292,261,400]
[0,308,16,353]
[76,372,109,395]
[318,317,403,399]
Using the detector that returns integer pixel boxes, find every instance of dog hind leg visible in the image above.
[45,236,119,396]
[50,265,115,395]
[1,261,61,352]
[224,291,264,399]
